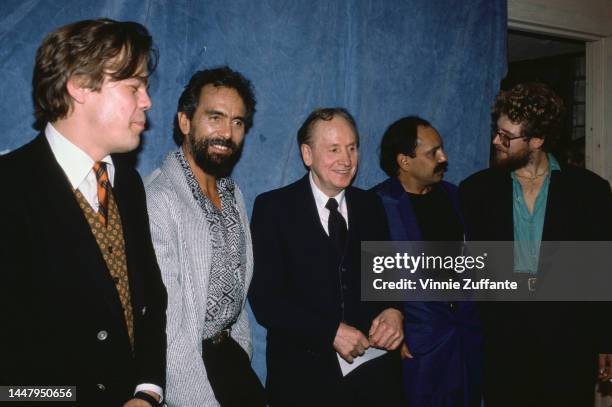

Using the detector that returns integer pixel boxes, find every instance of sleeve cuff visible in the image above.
[134,383,164,403]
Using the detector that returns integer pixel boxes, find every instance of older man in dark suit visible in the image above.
[0,19,166,407]
[249,108,405,406]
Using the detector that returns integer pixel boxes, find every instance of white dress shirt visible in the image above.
[308,173,386,374]
[308,171,349,234]
[45,123,114,212]
[44,123,163,402]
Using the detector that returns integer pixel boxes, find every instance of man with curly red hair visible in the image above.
[460,83,612,406]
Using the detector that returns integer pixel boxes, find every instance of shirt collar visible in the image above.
[309,171,345,209]
[548,153,561,171]
[45,123,114,189]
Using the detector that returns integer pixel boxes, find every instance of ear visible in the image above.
[529,136,545,150]
[66,77,87,104]
[396,153,411,171]
[300,143,313,167]
[177,112,191,138]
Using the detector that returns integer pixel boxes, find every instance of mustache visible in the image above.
[434,162,448,173]
[205,138,236,151]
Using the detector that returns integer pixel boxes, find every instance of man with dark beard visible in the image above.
[145,67,265,407]
[460,83,612,406]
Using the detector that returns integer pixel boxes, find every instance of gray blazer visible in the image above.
[145,149,253,407]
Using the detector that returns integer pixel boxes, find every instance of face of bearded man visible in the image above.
[493,142,531,171]
[492,114,532,171]
[188,129,244,178]
[180,84,248,178]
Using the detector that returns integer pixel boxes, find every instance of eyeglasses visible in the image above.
[493,129,528,148]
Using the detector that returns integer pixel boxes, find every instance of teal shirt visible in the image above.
[512,154,561,274]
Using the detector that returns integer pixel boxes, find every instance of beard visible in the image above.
[493,147,530,172]
[188,130,243,178]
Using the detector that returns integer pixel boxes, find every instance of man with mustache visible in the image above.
[145,67,265,406]
[371,116,482,406]
[249,108,405,406]
[0,19,167,407]
[460,82,612,406]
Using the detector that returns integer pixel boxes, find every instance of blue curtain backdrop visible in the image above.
[0,0,507,379]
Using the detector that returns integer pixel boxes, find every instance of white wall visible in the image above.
[509,0,612,39]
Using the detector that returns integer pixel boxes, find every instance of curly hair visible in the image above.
[33,19,157,130]
[493,82,565,151]
[173,66,256,145]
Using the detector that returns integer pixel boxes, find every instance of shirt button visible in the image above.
[108,246,113,254]
[97,383,106,391]
[97,330,108,341]
[113,277,119,284]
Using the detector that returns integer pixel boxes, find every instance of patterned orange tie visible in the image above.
[93,162,111,226]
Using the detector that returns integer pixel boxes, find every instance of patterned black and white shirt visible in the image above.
[176,149,246,338]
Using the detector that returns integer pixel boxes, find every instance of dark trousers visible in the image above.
[481,303,598,407]
[267,347,405,407]
[202,335,266,407]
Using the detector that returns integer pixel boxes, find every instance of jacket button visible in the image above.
[97,383,106,391]
[340,266,347,273]
[97,330,108,341]
[141,306,147,316]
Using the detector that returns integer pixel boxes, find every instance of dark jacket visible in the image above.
[249,175,400,404]
[459,164,612,406]
[0,134,167,406]
[373,177,482,407]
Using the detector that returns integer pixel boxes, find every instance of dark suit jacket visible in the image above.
[459,164,612,406]
[249,175,398,402]
[0,134,167,406]
[373,177,482,407]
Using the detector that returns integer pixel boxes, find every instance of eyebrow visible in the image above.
[129,76,149,87]
[204,109,245,121]
[425,144,442,154]
[496,128,516,136]
[328,142,357,147]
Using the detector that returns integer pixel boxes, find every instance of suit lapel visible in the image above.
[495,172,514,241]
[111,155,144,311]
[542,170,565,241]
[377,178,422,241]
[31,135,129,325]
[296,175,339,265]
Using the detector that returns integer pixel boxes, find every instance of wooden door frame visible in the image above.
[508,0,612,181]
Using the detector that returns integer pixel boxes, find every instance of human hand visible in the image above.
[599,353,612,382]
[333,322,370,363]
[122,390,161,407]
[400,342,413,359]
[369,308,404,350]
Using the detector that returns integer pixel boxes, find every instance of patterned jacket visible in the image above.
[145,149,253,407]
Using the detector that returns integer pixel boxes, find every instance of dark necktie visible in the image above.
[326,198,347,254]
[93,161,111,226]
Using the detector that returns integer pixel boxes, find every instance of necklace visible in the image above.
[514,169,548,181]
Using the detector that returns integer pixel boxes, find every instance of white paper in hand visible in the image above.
[337,347,387,376]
